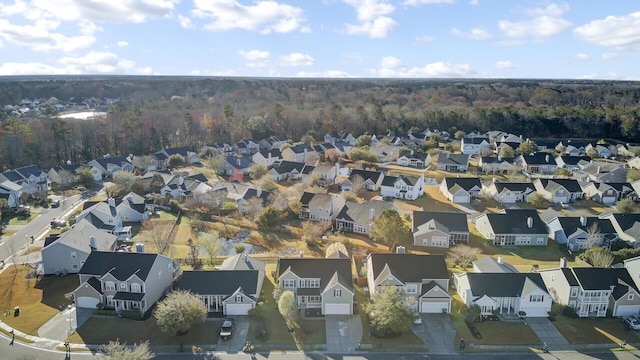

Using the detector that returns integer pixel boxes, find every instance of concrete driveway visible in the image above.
[216,316,249,353]
[526,317,573,351]
[37,306,93,341]
[412,314,456,354]
[325,315,362,352]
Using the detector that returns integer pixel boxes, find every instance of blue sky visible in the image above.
[0,0,639,79]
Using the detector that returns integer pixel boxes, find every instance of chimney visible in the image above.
[497,255,504,265]
[369,208,375,220]
[299,250,304,258]
[580,216,587,227]
[178,176,184,185]
[527,216,533,228]
[597,166,602,174]
[560,257,568,268]
[89,236,97,250]
[396,246,405,254]
[411,150,414,155]
[237,158,241,167]
[268,152,272,160]
[545,154,550,163]
[108,198,116,207]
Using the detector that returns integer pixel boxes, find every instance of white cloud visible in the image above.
[403,0,455,6]
[192,0,307,34]
[0,19,95,52]
[469,0,478,5]
[117,41,129,47]
[78,21,102,35]
[137,67,153,75]
[343,0,394,22]
[0,51,135,75]
[495,60,517,69]
[601,53,620,60]
[414,35,435,43]
[31,0,178,23]
[579,72,620,80]
[499,2,571,40]
[374,57,473,77]
[574,12,640,50]
[345,16,397,38]
[0,0,27,16]
[58,51,135,73]
[279,53,314,67]
[451,27,492,40]
[296,70,352,78]
[177,14,194,29]
[238,49,270,67]
[574,53,590,61]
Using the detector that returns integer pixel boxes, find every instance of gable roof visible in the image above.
[42,218,117,252]
[465,273,547,297]
[537,179,583,193]
[437,151,469,166]
[178,270,260,296]
[348,169,383,183]
[442,177,481,192]
[368,253,449,283]
[492,182,535,193]
[271,160,305,174]
[219,253,266,273]
[413,211,468,233]
[472,256,518,273]
[571,267,639,296]
[521,153,556,165]
[335,200,394,224]
[278,257,353,292]
[79,251,167,281]
[557,216,616,235]
[484,209,547,234]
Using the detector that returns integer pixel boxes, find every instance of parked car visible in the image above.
[51,200,61,208]
[560,202,569,209]
[51,218,67,228]
[220,318,236,339]
[624,317,640,330]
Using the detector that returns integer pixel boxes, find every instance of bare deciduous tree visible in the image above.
[198,231,222,265]
[447,244,481,269]
[348,174,366,196]
[587,222,601,249]
[143,219,172,255]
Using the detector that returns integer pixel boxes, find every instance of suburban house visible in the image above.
[479,156,517,174]
[472,256,518,273]
[474,209,548,246]
[454,272,552,317]
[324,131,356,146]
[539,262,640,317]
[233,138,260,155]
[73,251,180,315]
[341,169,385,192]
[436,151,470,172]
[219,252,267,292]
[160,174,212,202]
[281,144,317,163]
[0,180,23,208]
[177,269,261,315]
[439,177,482,203]
[555,156,591,171]
[533,178,584,203]
[461,137,491,155]
[623,256,640,293]
[599,213,640,247]
[334,200,395,235]
[380,174,425,200]
[585,144,613,158]
[371,145,400,162]
[268,161,307,182]
[365,253,452,313]
[608,183,638,202]
[205,142,234,156]
[75,198,131,241]
[116,192,154,222]
[298,192,345,222]
[397,151,428,168]
[259,135,288,150]
[0,165,50,195]
[48,162,87,187]
[310,164,339,187]
[277,255,354,315]
[545,215,617,251]
[252,149,281,168]
[40,219,117,275]
[153,147,199,168]
[87,156,134,181]
[483,181,536,204]
[515,153,557,174]
[580,182,619,204]
[224,156,254,176]
[412,211,469,248]
[575,162,628,183]
[371,134,401,146]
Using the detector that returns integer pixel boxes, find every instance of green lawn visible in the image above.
[248,273,326,346]
[1,213,38,225]
[156,211,178,221]
[68,316,223,346]
[553,316,640,345]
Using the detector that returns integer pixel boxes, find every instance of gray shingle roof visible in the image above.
[465,273,547,297]
[368,253,449,283]
[178,270,260,296]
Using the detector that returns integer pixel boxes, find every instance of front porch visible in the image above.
[113,292,146,314]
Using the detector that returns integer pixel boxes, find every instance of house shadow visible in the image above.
[35,274,79,310]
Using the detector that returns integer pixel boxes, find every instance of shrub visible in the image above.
[561,305,578,318]
[94,309,117,316]
[120,310,143,320]
[248,305,266,321]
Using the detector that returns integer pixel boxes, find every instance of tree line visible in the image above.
[1,77,640,170]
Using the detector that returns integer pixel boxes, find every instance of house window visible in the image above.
[309,296,321,303]
[282,279,296,288]
[72,264,78,270]
[105,281,115,291]
[529,294,544,302]
[406,285,417,294]
[106,296,114,307]
[120,282,126,289]
[334,289,342,297]
[310,279,320,288]
[570,288,578,297]
[236,295,243,303]
[131,283,141,293]
[70,252,77,259]
[629,294,635,301]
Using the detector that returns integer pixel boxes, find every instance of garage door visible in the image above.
[225,303,253,315]
[324,304,351,315]
[77,297,99,309]
[421,302,449,314]
[616,305,640,317]
[524,306,551,317]
[453,195,469,203]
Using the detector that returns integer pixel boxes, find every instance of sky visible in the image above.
[0,0,639,79]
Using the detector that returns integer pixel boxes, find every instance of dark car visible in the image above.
[220,318,235,340]
[51,200,61,208]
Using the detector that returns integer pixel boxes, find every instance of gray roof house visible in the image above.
[472,256,519,273]
[277,255,354,315]
[533,179,584,203]
[599,213,640,247]
[72,251,180,315]
[545,215,617,251]
[412,211,469,248]
[439,177,482,203]
[0,165,49,195]
[474,209,548,246]
[335,200,395,235]
[436,151,470,172]
[298,192,345,223]
[341,169,385,192]
[483,181,536,204]
[366,253,452,313]
[0,180,23,208]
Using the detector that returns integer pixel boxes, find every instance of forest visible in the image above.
[0,76,639,170]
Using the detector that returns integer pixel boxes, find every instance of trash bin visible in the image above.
[14,306,20,317]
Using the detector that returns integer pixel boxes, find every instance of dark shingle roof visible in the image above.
[557,217,616,235]
[442,177,481,191]
[571,267,638,294]
[538,179,583,193]
[278,257,352,292]
[349,169,382,183]
[178,270,259,296]
[79,251,162,281]
[368,253,449,283]
[493,182,534,192]
[413,211,468,233]
[465,273,547,297]
[484,209,547,234]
